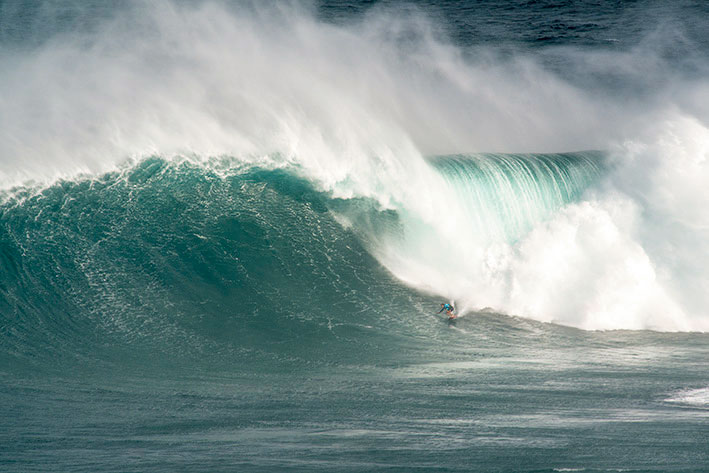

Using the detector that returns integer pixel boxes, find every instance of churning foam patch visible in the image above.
[503,196,685,331]
[376,113,709,332]
[665,387,709,406]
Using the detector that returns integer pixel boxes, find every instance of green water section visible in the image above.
[431,153,603,242]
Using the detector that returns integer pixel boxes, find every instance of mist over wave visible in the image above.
[1,0,708,331]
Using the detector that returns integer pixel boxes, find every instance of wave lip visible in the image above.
[430,152,604,243]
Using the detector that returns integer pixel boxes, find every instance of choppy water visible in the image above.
[2,1,709,471]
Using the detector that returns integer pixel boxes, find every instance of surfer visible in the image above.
[439,303,456,319]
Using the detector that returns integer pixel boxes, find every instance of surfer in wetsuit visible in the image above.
[439,303,456,319]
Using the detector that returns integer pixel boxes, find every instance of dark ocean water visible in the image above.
[1,1,709,472]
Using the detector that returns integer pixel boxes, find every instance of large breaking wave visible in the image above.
[0,159,435,368]
[1,0,709,335]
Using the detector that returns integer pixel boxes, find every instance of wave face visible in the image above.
[0,153,602,366]
[0,158,447,369]
[1,0,709,335]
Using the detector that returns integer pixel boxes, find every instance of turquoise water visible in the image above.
[2,1,709,471]
[431,152,603,242]
[2,157,708,471]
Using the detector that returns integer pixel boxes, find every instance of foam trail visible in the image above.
[666,387,709,406]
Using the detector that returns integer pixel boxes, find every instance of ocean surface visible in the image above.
[1,1,709,471]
